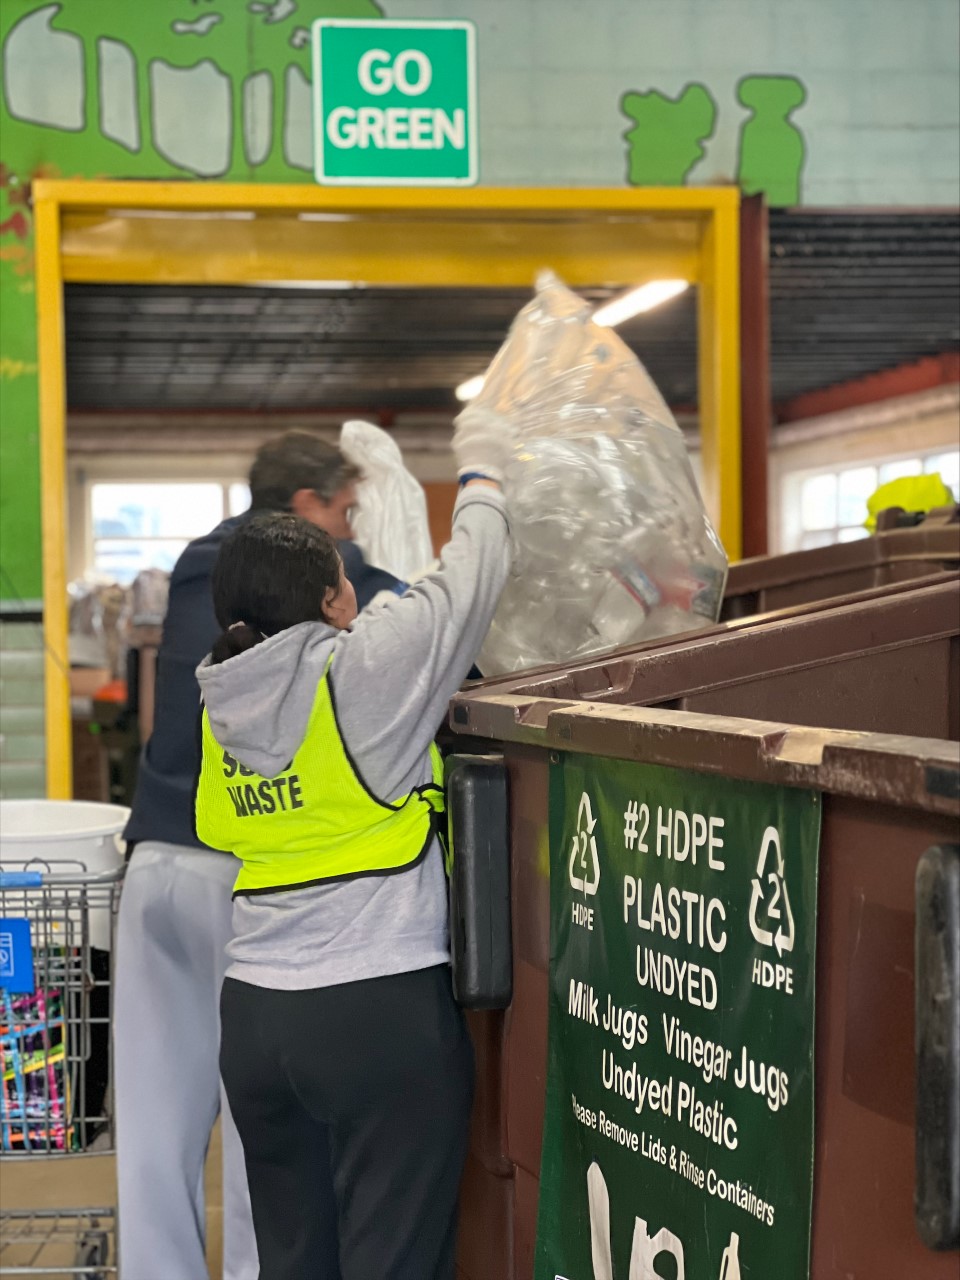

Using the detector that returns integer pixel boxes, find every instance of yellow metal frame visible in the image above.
[33,180,740,798]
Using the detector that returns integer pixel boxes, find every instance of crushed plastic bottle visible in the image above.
[454,272,727,675]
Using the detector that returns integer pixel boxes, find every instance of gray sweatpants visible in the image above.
[114,843,258,1280]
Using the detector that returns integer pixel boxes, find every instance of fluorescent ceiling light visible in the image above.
[251,280,357,289]
[109,209,256,220]
[455,279,689,401]
[592,279,689,328]
[455,374,486,402]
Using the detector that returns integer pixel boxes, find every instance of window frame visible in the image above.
[70,455,252,584]
[780,446,959,553]
[89,481,230,585]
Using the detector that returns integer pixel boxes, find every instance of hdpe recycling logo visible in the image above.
[569,791,600,895]
[749,825,795,955]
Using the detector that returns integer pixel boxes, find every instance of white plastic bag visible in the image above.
[455,272,728,675]
[339,420,434,582]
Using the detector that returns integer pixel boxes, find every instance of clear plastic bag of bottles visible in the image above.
[456,272,728,675]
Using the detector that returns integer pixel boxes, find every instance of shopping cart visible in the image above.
[0,860,123,1278]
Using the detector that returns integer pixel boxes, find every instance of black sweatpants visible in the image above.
[220,965,474,1280]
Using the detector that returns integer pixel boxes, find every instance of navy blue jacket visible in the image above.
[123,515,403,850]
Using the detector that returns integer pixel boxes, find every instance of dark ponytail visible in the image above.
[210,622,266,665]
[209,513,343,665]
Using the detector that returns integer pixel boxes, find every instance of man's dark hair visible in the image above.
[248,430,361,511]
[210,513,342,664]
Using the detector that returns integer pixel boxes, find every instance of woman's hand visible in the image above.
[452,414,512,485]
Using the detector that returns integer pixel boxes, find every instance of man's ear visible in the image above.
[290,488,319,518]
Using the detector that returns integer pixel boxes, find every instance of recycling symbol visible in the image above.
[569,791,601,896]
[749,826,795,955]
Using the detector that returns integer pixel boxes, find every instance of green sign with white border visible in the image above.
[535,752,821,1280]
[311,19,477,186]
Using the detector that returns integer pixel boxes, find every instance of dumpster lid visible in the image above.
[725,504,959,597]
[469,569,958,696]
[449,698,959,816]
[466,575,959,706]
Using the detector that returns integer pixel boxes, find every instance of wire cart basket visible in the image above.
[0,860,123,1277]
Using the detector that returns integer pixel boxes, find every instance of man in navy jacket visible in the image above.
[115,431,402,1280]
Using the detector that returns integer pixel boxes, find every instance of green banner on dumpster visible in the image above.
[535,753,821,1280]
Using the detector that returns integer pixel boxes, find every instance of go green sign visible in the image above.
[536,753,821,1280]
[311,19,477,186]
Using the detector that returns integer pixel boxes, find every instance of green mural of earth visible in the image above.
[621,84,718,186]
[0,0,383,182]
[737,75,807,207]
[0,0,383,602]
[621,74,807,202]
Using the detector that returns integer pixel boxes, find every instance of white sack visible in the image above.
[339,419,434,581]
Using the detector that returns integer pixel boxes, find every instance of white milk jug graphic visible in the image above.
[586,1162,685,1280]
[718,1232,741,1280]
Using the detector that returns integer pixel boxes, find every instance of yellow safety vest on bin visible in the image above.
[195,660,445,895]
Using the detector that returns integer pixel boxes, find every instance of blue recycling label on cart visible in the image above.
[0,919,35,994]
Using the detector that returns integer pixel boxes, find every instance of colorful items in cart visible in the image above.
[0,988,75,1151]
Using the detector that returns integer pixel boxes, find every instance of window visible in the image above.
[924,450,960,495]
[229,483,251,515]
[91,482,246,584]
[786,448,959,552]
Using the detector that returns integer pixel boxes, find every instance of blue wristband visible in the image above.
[458,471,495,487]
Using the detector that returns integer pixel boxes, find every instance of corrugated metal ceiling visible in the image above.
[64,210,959,417]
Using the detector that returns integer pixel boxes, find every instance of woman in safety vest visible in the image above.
[194,454,509,1279]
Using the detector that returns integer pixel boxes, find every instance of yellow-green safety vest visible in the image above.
[195,661,445,895]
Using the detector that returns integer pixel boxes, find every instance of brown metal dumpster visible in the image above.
[720,503,959,621]
[451,579,960,1280]
[462,569,959,714]
[461,577,960,740]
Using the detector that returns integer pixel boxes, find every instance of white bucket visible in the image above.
[0,800,128,951]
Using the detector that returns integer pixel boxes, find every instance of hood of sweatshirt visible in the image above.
[196,621,338,778]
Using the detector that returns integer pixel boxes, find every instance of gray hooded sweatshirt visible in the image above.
[195,484,510,991]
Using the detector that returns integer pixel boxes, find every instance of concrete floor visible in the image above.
[0,1124,226,1277]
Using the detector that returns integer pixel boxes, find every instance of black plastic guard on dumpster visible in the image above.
[915,843,960,1251]
[446,755,512,1010]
